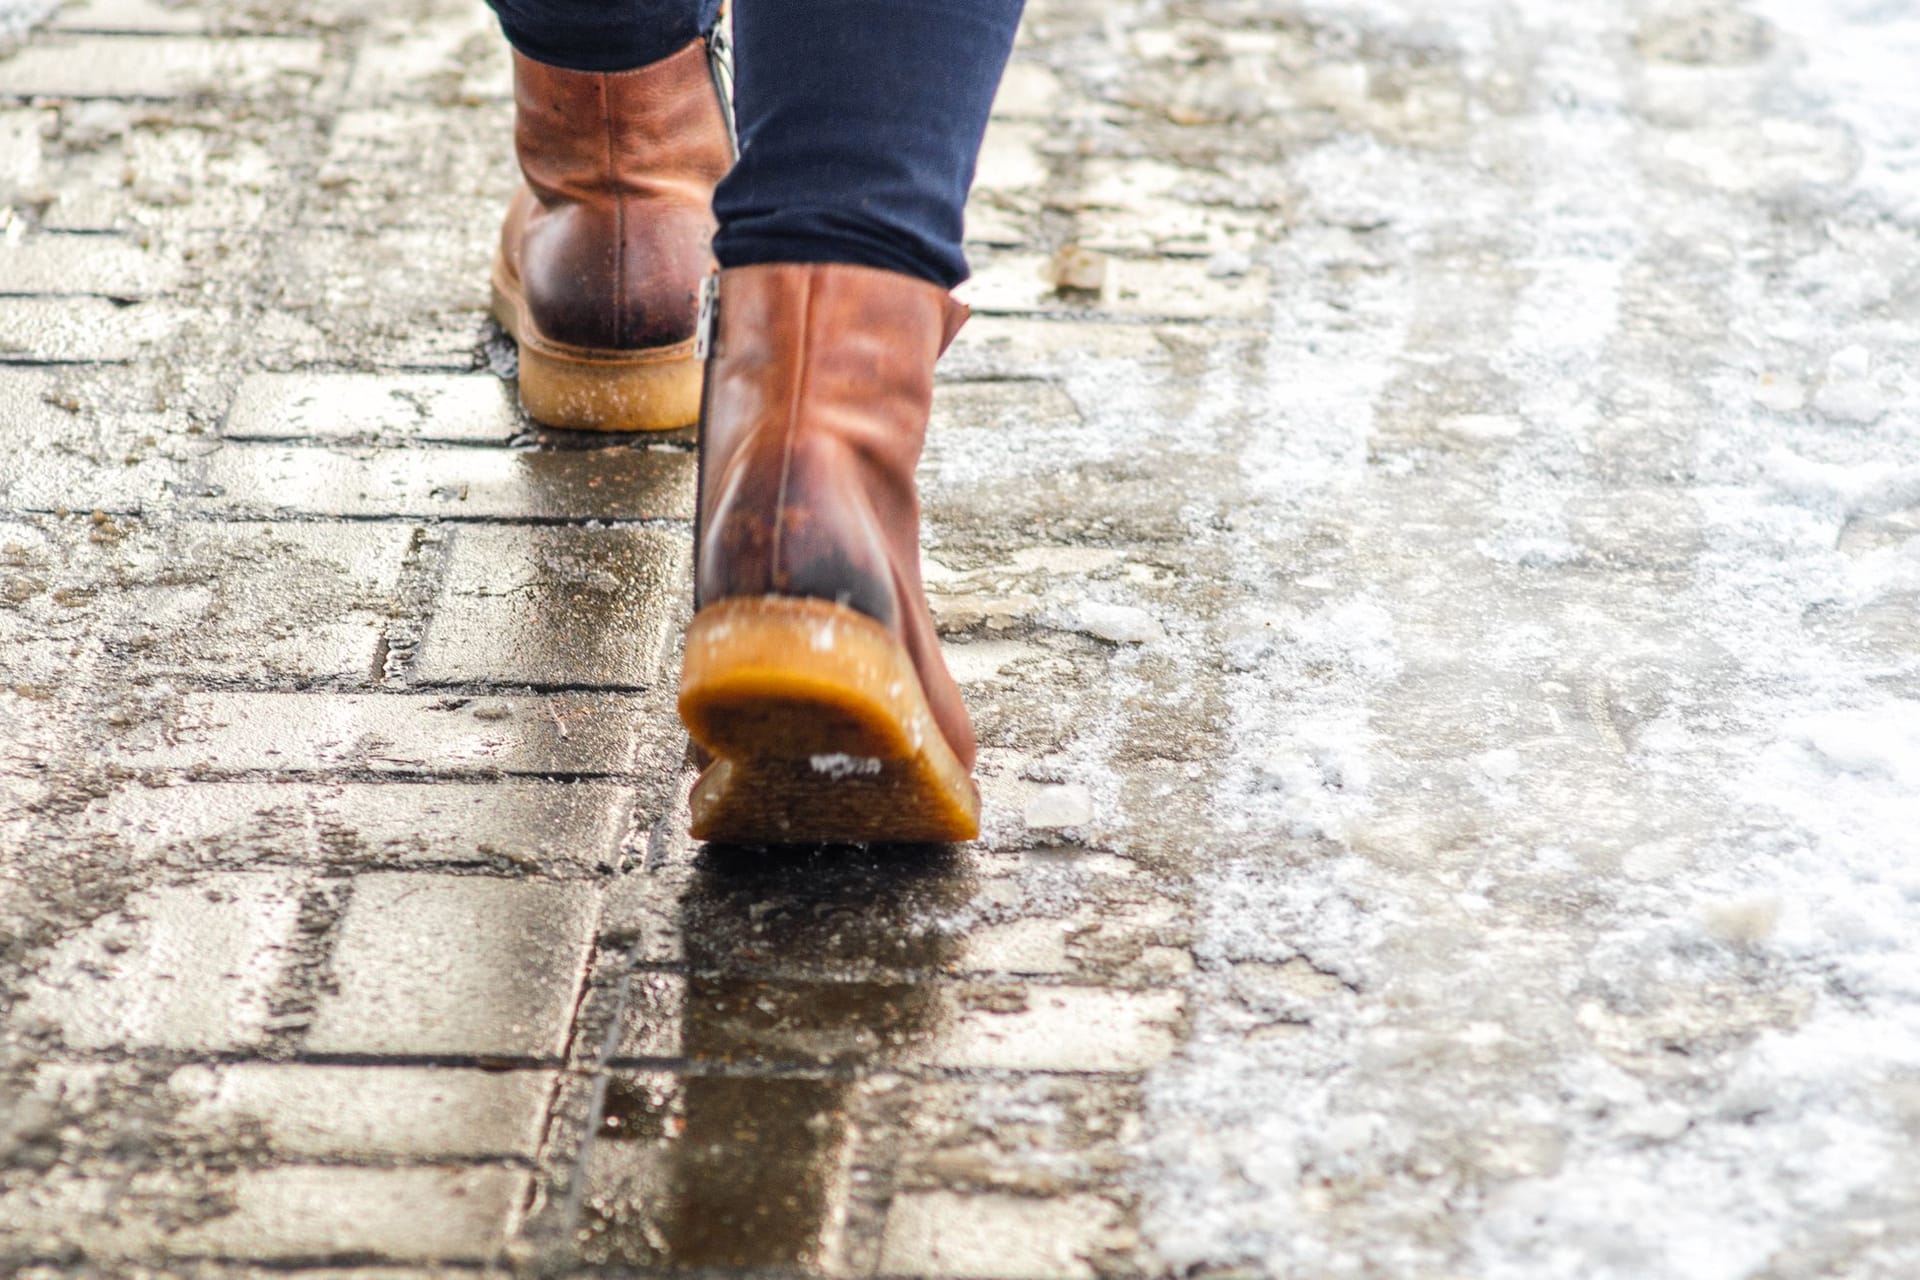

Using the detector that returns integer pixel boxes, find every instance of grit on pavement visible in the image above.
[2,0,1918,1276]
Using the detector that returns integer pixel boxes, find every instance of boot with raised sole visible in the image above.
[491,35,733,432]
[678,262,979,844]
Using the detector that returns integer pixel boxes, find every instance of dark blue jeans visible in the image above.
[486,0,1025,288]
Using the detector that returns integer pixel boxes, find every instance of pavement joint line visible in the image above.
[0,355,139,367]
[91,678,677,695]
[96,768,657,783]
[619,962,1186,990]
[963,306,1257,326]
[0,290,153,299]
[548,935,649,1235]
[128,858,620,880]
[18,1048,578,1070]
[206,434,696,453]
[598,1057,1158,1083]
[7,507,699,531]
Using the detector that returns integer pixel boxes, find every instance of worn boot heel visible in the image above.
[491,280,703,432]
[677,596,982,844]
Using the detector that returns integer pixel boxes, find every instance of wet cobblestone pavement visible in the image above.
[4,0,1920,1276]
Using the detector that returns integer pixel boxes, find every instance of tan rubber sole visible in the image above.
[677,596,981,845]
[489,271,702,433]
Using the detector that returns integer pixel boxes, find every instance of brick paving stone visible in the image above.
[974,121,1050,195]
[34,118,286,234]
[928,985,1185,1073]
[25,519,414,684]
[0,35,325,100]
[222,372,521,445]
[1,514,408,687]
[48,0,208,33]
[166,1063,555,1159]
[940,314,1258,380]
[0,687,63,776]
[1072,157,1274,256]
[305,872,597,1059]
[14,872,307,1052]
[890,1077,1141,1198]
[110,691,656,776]
[958,916,1076,975]
[343,9,512,104]
[195,442,694,521]
[411,524,689,689]
[68,779,637,873]
[0,233,185,298]
[962,251,1270,320]
[599,845,978,974]
[0,1172,167,1261]
[0,296,182,363]
[268,227,494,368]
[0,107,45,190]
[0,452,182,519]
[164,1166,526,1262]
[963,195,1032,250]
[991,60,1065,119]
[617,974,1184,1073]
[309,103,515,230]
[878,1190,1126,1280]
[932,378,1082,435]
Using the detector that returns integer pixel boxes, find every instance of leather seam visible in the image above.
[770,269,810,592]
[602,73,624,349]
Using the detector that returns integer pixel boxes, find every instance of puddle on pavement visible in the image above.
[577,842,974,1270]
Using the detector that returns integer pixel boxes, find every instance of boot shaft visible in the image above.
[692,262,976,769]
[511,41,733,208]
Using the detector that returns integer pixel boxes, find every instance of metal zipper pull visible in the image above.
[694,273,721,361]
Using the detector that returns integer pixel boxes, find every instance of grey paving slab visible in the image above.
[617,973,1184,1074]
[305,872,597,1058]
[990,60,1063,120]
[223,372,522,445]
[108,691,657,776]
[194,441,694,521]
[14,872,307,1052]
[166,1063,555,1159]
[265,226,494,369]
[411,524,688,689]
[938,314,1260,381]
[9,518,415,685]
[163,1166,526,1262]
[47,0,207,32]
[0,34,325,99]
[308,103,515,230]
[343,8,512,104]
[31,114,288,233]
[888,1076,1143,1197]
[961,251,1270,320]
[0,232,185,297]
[0,295,182,363]
[879,1191,1128,1280]
[66,779,638,872]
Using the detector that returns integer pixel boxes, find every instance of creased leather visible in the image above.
[499,41,732,352]
[695,263,978,770]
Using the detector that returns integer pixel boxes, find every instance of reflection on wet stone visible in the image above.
[579,845,974,1270]
[583,1074,848,1269]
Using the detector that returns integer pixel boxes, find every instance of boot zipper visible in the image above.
[706,22,738,158]
[695,272,721,361]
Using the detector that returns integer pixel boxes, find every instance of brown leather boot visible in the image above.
[490,37,733,432]
[677,263,979,844]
